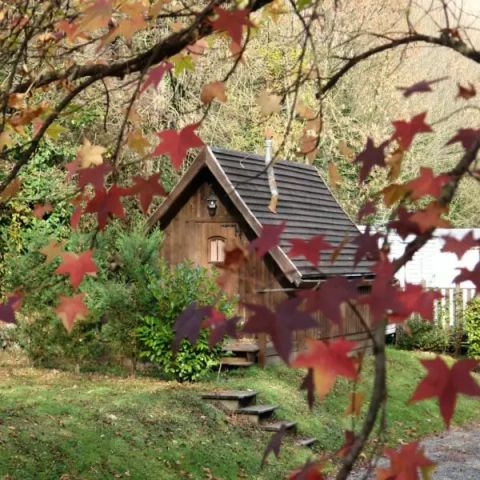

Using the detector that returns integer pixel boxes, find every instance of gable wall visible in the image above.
[158,167,372,363]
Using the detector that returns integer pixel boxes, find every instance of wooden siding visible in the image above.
[158,168,372,364]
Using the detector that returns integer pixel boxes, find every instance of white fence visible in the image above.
[433,287,477,328]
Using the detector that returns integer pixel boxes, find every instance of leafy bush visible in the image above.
[137,262,235,381]
[465,298,480,359]
[396,316,452,353]
[6,216,163,370]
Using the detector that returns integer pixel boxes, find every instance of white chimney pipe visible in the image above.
[265,136,278,212]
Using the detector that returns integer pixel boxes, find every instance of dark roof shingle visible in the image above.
[211,146,372,278]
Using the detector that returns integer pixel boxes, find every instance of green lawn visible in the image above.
[0,348,478,479]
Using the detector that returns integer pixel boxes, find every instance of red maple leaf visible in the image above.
[84,184,127,229]
[409,202,450,233]
[392,112,433,151]
[243,298,317,363]
[354,137,389,182]
[337,430,356,458]
[249,221,286,258]
[456,82,476,100]
[442,231,478,260]
[33,203,53,219]
[55,293,89,332]
[65,158,81,180]
[388,207,421,239]
[397,77,447,97]
[446,128,480,150]
[209,7,254,51]
[404,167,451,200]
[262,424,287,466]
[54,250,98,289]
[357,200,376,221]
[151,123,204,170]
[125,173,166,214]
[140,61,173,94]
[297,276,358,326]
[410,357,480,427]
[292,337,358,398]
[288,235,333,267]
[77,162,112,192]
[0,292,22,324]
[352,226,382,265]
[203,314,240,348]
[358,260,400,323]
[454,263,480,292]
[390,284,442,323]
[377,441,435,480]
[289,462,325,480]
[173,303,220,352]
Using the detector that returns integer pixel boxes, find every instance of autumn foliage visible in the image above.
[0,1,480,479]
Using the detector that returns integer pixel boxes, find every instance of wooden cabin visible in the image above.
[148,146,373,364]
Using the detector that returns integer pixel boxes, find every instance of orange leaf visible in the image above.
[56,293,89,332]
[200,81,227,104]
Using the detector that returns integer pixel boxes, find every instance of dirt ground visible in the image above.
[352,423,480,479]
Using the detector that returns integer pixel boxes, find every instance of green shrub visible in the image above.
[396,316,452,353]
[137,262,235,381]
[465,298,480,359]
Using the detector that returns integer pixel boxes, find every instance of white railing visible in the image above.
[433,287,477,327]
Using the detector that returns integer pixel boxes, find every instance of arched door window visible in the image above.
[208,236,226,263]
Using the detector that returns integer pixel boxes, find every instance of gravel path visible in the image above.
[351,424,480,479]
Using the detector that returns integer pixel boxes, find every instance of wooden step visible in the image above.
[260,420,297,433]
[201,390,256,411]
[222,341,260,353]
[220,357,254,367]
[236,404,278,424]
[296,437,317,448]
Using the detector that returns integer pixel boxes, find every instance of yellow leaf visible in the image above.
[77,138,106,168]
[0,131,13,150]
[256,91,282,115]
[338,140,354,160]
[45,123,67,140]
[127,129,150,156]
[299,133,318,162]
[344,391,364,416]
[200,81,227,104]
[39,240,65,265]
[328,162,341,189]
[382,184,408,207]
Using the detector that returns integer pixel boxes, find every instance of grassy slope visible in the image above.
[0,348,478,479]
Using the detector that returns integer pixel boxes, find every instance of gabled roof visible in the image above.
[149,146,372,285]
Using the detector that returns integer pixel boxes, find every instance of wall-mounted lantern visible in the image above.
[207,191,218,217]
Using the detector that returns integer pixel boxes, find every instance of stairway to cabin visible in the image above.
[220,340,259,368]
[201,390,317,449]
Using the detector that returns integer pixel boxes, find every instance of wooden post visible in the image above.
[258,333,266,368]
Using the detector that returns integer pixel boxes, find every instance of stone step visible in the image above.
[201,390,256,411]
[260,420,297,433]
[296,437,318,448]
[220,357,254,367]
[236,404,278,424]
